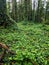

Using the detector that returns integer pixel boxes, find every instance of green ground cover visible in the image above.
[0,22,49,65]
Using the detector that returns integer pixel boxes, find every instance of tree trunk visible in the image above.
[12,0,17,21]
[0,0,17,27]
[24,0,32,21]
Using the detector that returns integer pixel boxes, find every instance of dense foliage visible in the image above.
[0,0,49,65]
[0,0,6,25]
[0,22,49,65]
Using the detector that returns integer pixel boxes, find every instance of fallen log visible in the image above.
[0,43,15,61]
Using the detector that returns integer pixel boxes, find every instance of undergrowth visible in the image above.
[0,22,49,65]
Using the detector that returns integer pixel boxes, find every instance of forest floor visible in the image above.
[0,22,49,65]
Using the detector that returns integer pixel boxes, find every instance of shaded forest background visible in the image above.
[0,0,49,27]
[7,0,49,23]
[0,0,49,65]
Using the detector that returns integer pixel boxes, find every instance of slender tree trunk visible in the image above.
[12,0,17,21]
[24,0,32,21]
[32,0,36,22]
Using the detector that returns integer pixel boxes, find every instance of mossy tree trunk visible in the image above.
[45,1,49,23]
[24,0,32,21]
[0,0,17,27]
[12,0,17,21]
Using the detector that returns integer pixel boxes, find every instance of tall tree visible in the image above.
[45,0,49,23]
[12,0,17,21]
[17,0,24,21]
[32,0,36,22]
[0,0,17,27]
[35,0,44,22]
[24,0,32,21]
